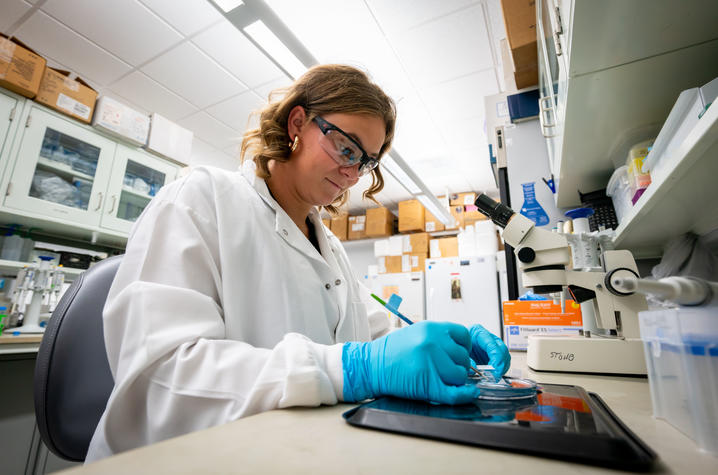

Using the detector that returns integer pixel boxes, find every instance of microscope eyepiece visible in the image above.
[475,194,514,228]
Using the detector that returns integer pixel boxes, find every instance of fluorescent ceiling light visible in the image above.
[212,0,244,12]
[380,157,421,194]
[416,194,455,227]
[243,20,307,79]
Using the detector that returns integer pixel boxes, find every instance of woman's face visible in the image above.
[290,111,386,207]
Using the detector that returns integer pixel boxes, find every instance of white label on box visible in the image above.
[357,216,366,223]
[425,221,436,232]
[62,77,80,92]
[351,223,364,231]
[402,235,411,253]
[464,195,474,205]
[0,38,15,77]
[411,255,418,267]
[401,255,410,272]
[430,240,441,258]
[504,325,581,351]
[57,93,90,120]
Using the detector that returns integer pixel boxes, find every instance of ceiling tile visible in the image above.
[420,69,498,122]
[142,42,247,108]
[178,111,241,151]
[41,0,182,66]
[139,0,223,36]
[366,0,478,34]
[109,71,197,120]
[391,4,494,87]
[192,20,285,88]
[206,90,265,132]
[14,11,131,86]
[0,0,32,32]
[190,138,241,170]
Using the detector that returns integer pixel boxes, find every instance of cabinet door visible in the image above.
[0,92,20,181]
[4,107,116,227]
[100,144,179,234]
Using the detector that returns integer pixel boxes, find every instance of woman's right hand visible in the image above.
[342,321,481,404]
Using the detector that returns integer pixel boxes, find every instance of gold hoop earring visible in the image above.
[289,135,299,152]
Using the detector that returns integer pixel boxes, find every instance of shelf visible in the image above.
[121,185,153,201]
[554,38,718,207]
[613,101,718,256]
[0,258,85,276]
[36,157,95,182]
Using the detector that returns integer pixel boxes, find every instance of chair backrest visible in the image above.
[34,255,122,462]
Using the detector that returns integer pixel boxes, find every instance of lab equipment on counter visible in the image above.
[474,194,648,375]
[8,256,65,333]
[343,383,656,470]
[638,305,718,455]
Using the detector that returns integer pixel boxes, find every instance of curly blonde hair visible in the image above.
[240,64,396,214]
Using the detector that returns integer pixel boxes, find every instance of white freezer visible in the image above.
[425,256,502,337]
[364,272,425,329]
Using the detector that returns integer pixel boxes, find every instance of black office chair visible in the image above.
[34,255,122,462]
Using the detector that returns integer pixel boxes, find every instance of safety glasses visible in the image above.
[313,116,379,177]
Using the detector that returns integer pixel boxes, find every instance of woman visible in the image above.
[86,64,510,461]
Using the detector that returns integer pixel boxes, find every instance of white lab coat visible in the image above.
[86,162,389,461]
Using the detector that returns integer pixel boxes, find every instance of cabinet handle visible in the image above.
[108,195,117,214]
[94,192,104,211]
[539,95,558,138]
[553,33,563,56]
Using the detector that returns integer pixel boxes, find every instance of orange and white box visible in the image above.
[502,300,583,351]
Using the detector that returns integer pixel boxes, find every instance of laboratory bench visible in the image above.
[0,333,43,355]
[61,353,717,475]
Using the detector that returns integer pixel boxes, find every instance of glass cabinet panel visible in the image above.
[118,159,166,222]
[31,127,101,210]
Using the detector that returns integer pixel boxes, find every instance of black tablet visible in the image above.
[342,383,656,471]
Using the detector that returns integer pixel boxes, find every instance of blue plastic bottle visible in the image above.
[519,182,549,226]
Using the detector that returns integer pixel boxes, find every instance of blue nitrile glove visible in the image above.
[343,321,481,404]
[469,324,511,380]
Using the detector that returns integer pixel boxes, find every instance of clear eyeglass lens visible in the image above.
[326,130,362,165]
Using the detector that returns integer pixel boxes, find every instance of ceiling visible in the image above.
[0,0,509,213]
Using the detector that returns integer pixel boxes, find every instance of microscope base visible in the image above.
[12,323,46,334]
[527,335,646,375]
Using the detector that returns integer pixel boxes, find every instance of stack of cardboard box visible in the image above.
[501,0,538,89]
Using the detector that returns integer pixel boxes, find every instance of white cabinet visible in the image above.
[536,0,718,213]
[4,105,117,227]
[0,100,182,244]
[101,144,178,234]
[0,90,24,186]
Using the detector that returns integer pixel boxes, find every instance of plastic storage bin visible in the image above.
[606,165,632,224]
[639,306,718,454]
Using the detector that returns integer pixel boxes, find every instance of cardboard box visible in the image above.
[330,214,348,241]
[0,35,46,98]
[502,300,583,350]
[463,208,487,228]
[378,255,403,274]
[348,215,366,240]
[424,209,445,232]
[146,113,193,164]
[35,67,98,123]
[447,205,464,230]
[405,252,427,272]
[402,232,429,255]
[430,237,459,258]
[501,0,538,73]
[449,192,477,206]
[92,96,150,146]
[365,207,395,237]
[514,65,538,89]
[398,199,425,233]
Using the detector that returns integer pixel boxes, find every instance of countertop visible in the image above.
[60,353,717,474]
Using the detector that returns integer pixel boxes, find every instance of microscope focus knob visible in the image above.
[517,247,536,263]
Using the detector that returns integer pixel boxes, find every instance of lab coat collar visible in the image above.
[241,160,331,267]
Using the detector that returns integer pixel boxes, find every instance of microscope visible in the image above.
[475,194,648,375]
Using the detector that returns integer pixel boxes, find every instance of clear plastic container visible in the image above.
[626,140,653,204]
[606,165,632,224]
[639,306,718,454]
